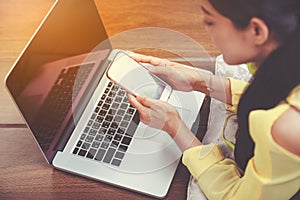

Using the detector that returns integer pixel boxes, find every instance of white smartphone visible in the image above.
[106,52,172,101]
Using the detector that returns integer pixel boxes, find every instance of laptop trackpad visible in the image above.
[112,107,191,174]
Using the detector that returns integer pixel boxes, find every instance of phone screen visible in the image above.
[106,52,171,100]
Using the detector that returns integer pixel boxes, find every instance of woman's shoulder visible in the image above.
[271,85,300,157]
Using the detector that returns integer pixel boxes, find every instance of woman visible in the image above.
[129,0,300,199]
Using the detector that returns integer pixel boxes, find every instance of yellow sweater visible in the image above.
[182,78,300,199]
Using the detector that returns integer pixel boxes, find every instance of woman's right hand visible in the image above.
[132,55,202,92]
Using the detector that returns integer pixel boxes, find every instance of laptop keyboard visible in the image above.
[72,81,139,167]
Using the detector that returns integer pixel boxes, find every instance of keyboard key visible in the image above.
[111,102,119,109]
[108,91,116,97]
[111,140,119,148]
[101,94,106,100]
[92,122,100,129]
[97,100,103,107]
[117,127,125,135]
[102,121,110,128]
[85,136,94,143]
[92,141,100,149]
[95,149,106,161]
[115,96,123,103]
[99,110,107,116]
[120,120,129,128]
[117,109,125,116]
[86,148,97,159]
[120,103,128,110]
[94,106,100,113]
[110,122,118,129]
[121,136,132,145]
[103,148,116,163]
[111,159,121,166]
[101,142,109,149]
[118,145,128,152]
[123,96,129,102]
[95,116,104,123]
[108,109,117,115]
[104,88,110,94]
[102,103,110,110]
[78,149,87,156]
[115,151,125,159]
[82,142,91,150]
[73,147,79,154]
[123,114,131,121]
[107,128,116,135]
[98,128,107,135]
[105,115,113,122]
[76,140,83,147]
[114,134,122,141]
[87,120,93,126]
[112,85,119,91]
[106,98,113,104]
[114,115,122,122]
[80,134,86,140]
[118,90,126,96]
[83,127,90,133]
[104,135,113,142]
[95,134,104,142]
[127,108,135,115]
[91,113,96,120]
[89,129,97,136]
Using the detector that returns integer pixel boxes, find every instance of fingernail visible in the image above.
[128,94,134,99]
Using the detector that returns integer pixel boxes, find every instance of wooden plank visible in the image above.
[97,0,219,56]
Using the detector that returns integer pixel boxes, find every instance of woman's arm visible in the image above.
[192,71,232,105]
[132,55,233,105]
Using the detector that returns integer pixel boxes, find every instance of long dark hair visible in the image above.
[208,0,300,198]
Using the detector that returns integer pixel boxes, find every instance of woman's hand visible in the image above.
[132,55,200,92]
[128,94,202,151]
[128,94,181,137]
[132,54,233,105]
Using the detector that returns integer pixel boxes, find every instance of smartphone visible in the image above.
[106,52,172,101]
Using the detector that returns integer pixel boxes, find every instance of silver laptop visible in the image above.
[5,0,204,198]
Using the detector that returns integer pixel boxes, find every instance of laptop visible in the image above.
[5,0,205,198]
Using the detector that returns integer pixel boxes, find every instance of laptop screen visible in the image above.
[5,0,111,162]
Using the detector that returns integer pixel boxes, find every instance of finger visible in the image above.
[128,94,149,113]
[131,55,168,67]
[136,95,161,108]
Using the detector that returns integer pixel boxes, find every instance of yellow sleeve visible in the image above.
[182,94,300,199]
[182,142,300,199]
[226,78,249,113]
[182,144,243,199]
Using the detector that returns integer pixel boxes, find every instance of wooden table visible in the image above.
[0,0,218,199]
